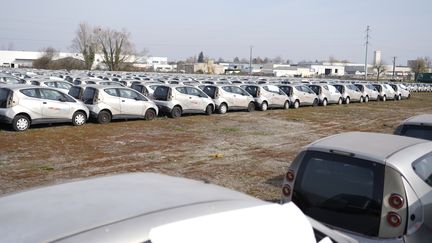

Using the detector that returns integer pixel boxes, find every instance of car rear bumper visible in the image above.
[0,114,13,124]
[157,105,172,115]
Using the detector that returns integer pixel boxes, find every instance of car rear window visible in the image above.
[0,88,11,108]
[334,85,344,93]
[202,86,217,98]
[309,85,320,95]
[400,125,432,141]
[68,87,82,99]
[413,152,432,187]
[293,151,384,237]
[279,86,293,96]
[82,88,97,104]
[244,86,258,97]
[153,86,170,101]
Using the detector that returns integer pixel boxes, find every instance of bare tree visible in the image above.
[272,56,283,64]
[32,47,58,69]
[374,62,386,80]
[71,22,97,70]
[409,57,430,81]
[94,27,134,71]
[329,56,339,65]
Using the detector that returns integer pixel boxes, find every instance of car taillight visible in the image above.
[389,193,404,209]
[282,185,291,197]
[387,212,402,227]
[286,170,295,182]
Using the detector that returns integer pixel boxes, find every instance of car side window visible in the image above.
[221,86,232,93]
[20,89,39,98]
[230,86,243,95]
[186,87,202,97]
[45,82,56,88]
[40,89,67,101]
[175,87,188,94]
[104,88,119,97]
[119,89,143,100]
[57,82,72,90]
[295,86,303,92]
[31,81,40,85]
[412,153,432,187]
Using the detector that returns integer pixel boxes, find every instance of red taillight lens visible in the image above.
[282,185,291,197]
[389,194,404,209]
[286,170,295,182]
[387,212,402,227]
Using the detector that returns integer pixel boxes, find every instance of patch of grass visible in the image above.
[39,165,54,172]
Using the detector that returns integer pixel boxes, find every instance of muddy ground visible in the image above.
[1,93,432,201]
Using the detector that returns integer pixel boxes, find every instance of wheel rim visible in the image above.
[146,111,155,120]
[323,100,327,106]
[284,101,289,109]
[346,98,350,104]
[248,103,254,111]
[75,113,85,125]
[338,99,342,105]
[16,118,29,130]
[262,103,267,111]
[295,101,299,109]
[174,108,181,117]
[220,105,227,113]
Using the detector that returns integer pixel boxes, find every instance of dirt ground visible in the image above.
[1,93,432,201]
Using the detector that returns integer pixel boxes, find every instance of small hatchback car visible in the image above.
[201,85,255,114]
[241,84,290,111]
[281,132,432,243]
[394,114,432,141]
[308,84,342,106]
[152,85,215,118]
[278,84,319,108]
[333,84,364,104]
[81,85,158,124]
[0,85,89,131]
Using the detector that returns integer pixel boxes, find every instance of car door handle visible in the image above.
[122,100,125,102]
[43,102,47,104]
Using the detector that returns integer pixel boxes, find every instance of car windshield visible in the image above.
[293,151,384,237]
[400,125,432,141]
[413,152,432,187]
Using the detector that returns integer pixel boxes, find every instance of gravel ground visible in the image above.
[1,93,432,201]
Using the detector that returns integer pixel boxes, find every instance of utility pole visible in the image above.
[364,26,370,80]
[392,56,397,79]
[249,45,253,75]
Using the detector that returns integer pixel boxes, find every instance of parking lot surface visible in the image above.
[1,93,432,201]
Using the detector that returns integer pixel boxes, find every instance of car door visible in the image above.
[18,88,44,119]
[174,87,192,111]
[220,86,236,106]
[102,88,122,115]
[118,88,145,116]
[230,86,250,108]
[328,85,341,103]
[301,86,315,105]
[39,88,71,119]
[186,87,207,111]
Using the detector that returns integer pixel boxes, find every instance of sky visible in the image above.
[0,0,430,65]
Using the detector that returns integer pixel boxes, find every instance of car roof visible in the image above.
[305,132,430,163]
[402,114,432,126]
[0,173,265,242]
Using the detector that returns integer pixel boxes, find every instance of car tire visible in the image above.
[398,94,402,101]
[170,106,182,118]
[247,102,255,112]
[260,101,268,111]
[322,99,328,106]
[338,98,342,105]
[97,110,112,124]
[205,105,213,115]
[382,95,386,102]
[359,96,364,103]
[218,103,228,114]
[72,111,86,126]
[12,115,30,131]
[144,109,156,120]
[283,100,290,110]
[293,100,300,109]
[312,99,318,107]
[345,97,350,104]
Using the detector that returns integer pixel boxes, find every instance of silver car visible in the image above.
[281,132,432,243]
[0,173,358,243]
[278,84,319,108]
[354,83,380,102]
[333,84,364,104]
[31,80,74,93]
[152,85,215,118]
[390,84,411,100]
[394,114,432,140]
[308,84,343,106]
[201,85,255,114]
[82,85,158,124]
[241,84,290,111]
[0,85,89,131]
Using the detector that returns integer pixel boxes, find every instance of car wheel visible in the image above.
[293,100,300,109]
[247,102,255,112]
[283,100,290,110]
[382,95,386,102]
[72,111,86,126]
[398,94,402,101]
[359,96,364,103]
[97,110,112,124]
[345,97,350,104]
[205,105,213,115]
[322,99,328,106]
[144,109,156,120]
[365,96,369,102]
[338,98,342,105]
[260,101,268,111]
[312,99,318,107]
[218,103,228,114]
[170,106,182,118]
[12,115,30,131]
